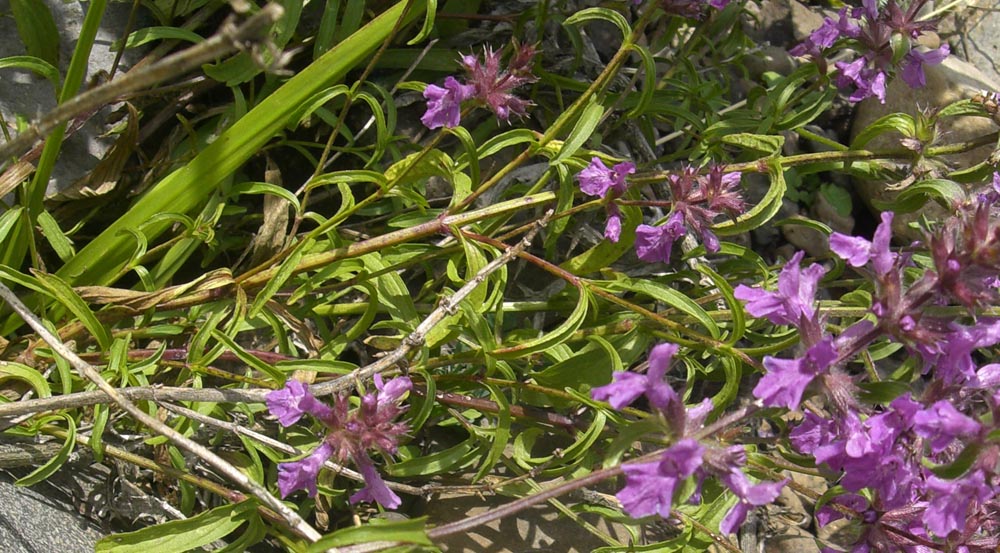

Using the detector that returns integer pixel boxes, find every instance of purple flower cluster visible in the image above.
[422,42,537,129]
[732,175,1000,549]
[636,165,745,263]
[791,0,949,102]
[576,157,636,243]
[575,160,746,263]
[266,375,411,509]
[592,343,787,534]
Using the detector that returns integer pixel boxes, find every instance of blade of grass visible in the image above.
[55,0,426,288]
[1,0,107,270]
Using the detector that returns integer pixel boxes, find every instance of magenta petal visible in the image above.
[616,439,704,519]
[577,157,615,198]
[277,442,335,498]
[604,204,623,243]
[421,76,474,129]
[375,374,412,406]
[913,400,981,453]
[829,233,872,267]
[754,338,837,409]
[266,380,334,427]
[617,461,676,519]
[720,502,751,535]
[635,212,685,263]
[591,371,648,410]
[349,453,402,509]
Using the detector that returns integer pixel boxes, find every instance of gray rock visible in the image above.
[0,0,146,196]
[953,3,1000,88]
[851,55,1000,240]
[0,472,104,553]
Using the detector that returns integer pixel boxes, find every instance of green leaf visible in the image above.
[230,181,302,213]
[604,277,721,339]
[209,329,285,384]
[721,133,785,156]
[857,380,910,404]
[937,99,985,119]
[851,113,916,149]
[306,517,432,552]
[314,0,340,57]
[387,440,478,477]
[474,383,511,481]
[33,271,111,350]
[0,56,60,92]
[120,26,204,49]
[95,500,258,553]
[563,7,632,39]
[36,210,76,262]
[553,97,604,163]
[926,443,981,479]
[55,0,427,288]
[492,288,591,359]
[90,403,109,462]
[10,0,60,66]
[871,178,966,213]
[626,44,656,118]
[407,0,437,45]
[714,159,786,235]
[249,239,309,317]
[697,264,744,345]
[17,414,75,486]
[0,361,51,398]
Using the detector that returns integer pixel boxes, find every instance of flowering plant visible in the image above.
[9,0,1000,551]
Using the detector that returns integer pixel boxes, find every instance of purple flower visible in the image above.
[929,319,1000,385]
[718,471,788,535]
[460,43,537,122]
[266,380,335,427]
[789,411,838,455]
[617,439,705,519]
[277,442,335,498]
[421,76,475,129]
[349,452,402,509]
[790,8,861,57]
[734,251,825,327]
[901,45,949,88]
[577,157,635,199]
[835,58,888,103]
[663,166,745,255]
[978,171,1000,205]
[913,400,981,453]
[605,204,623,243]
[267,377,412,509]
[374,374,412,407]
[635,212,686,263]
[592,343,680,411]
[816,493,869,527]
[754,337,838,409]
[829,211,895,275]
[924,470,994,537]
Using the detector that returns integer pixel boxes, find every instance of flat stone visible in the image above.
[0,472,104,552]
[851,55,1000,240]
[0,0,145,195]
[954,0,1000,86]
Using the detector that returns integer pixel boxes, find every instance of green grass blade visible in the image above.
[56,0,425,287]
